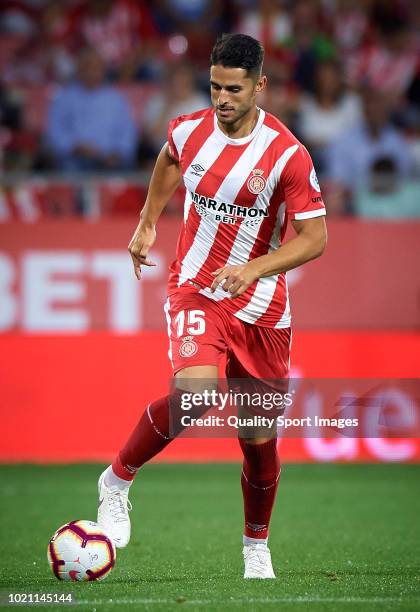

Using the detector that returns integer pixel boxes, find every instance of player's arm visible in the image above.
[211,146,327,297]
[211,217,326,297]
[128,143,181,279]
[246,216,327,277]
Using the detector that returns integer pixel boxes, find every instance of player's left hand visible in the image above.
[210,263,259,298]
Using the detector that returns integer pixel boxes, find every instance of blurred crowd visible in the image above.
[0,0,419,218]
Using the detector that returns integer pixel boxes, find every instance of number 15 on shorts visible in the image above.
[175,310,206,337]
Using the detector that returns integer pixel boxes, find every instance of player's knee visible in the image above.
[240,436,276,446]
[239,437,279,465]
[239,437,277,452]
[239,437,280,484]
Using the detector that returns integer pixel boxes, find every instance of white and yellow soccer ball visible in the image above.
[48,520,116,581]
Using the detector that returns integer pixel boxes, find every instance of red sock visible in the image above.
[239,438,281,540]
[112,395,173,481]
[112,389,209,481]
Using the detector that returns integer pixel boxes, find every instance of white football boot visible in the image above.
[97,470,132,548]
[243,543,276,579]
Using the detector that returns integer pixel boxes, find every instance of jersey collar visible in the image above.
[213,108,265,145]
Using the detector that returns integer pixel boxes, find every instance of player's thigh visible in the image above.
[165,290,228,382]
[227,324,291,441]
[227,325,291,416]
[227,324,291,380]
[175,364,218,396]
[176,364,218,379]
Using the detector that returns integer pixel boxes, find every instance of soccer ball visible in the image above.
[48,520,116,581]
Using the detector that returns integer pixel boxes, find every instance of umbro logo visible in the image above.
[190,164,205,177]
[246,522,267,532]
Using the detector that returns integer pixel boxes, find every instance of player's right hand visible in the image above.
[128,224,157,279]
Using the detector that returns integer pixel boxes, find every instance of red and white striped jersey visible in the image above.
[167,107,326,328]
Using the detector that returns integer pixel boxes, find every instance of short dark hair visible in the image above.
[210,34,264,78]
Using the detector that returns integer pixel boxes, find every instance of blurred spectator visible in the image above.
[354,157,420,218]
[329,0,369,54]
[0,82,21,131]
[325,88,413,213]
[154,0,220,28]
[152,0,228,67]
[259,63,300,129]
[1,37,46,85]
[298,60,362,171]
[409,2,420,48]
[0,1,38,36]
[346,17,418,104]
[405,104,420,178]
[369,0,409,31]
[142,63,209,157]
[284,0,336,92]
[0,0,418,221]
[73,0,160,81]
[45,48,137,171]
[235,0,292,59]
[37,0,79,83]
[0,1,78,84]
[0,80,23,170]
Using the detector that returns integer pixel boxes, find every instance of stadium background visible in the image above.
[0,0,419,465]
[0,4,419,609]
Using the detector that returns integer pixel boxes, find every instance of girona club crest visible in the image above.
[247,169,266,194]
[179,335,198,358]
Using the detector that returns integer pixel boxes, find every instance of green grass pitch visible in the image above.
[0,463,419,611]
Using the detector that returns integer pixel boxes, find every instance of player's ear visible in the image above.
[255,75,267,93]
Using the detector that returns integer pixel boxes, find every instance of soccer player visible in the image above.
[97,33,327,579]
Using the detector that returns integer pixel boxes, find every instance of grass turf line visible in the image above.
[0,464,419,611]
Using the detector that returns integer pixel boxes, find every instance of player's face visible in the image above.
[210,65,266,128]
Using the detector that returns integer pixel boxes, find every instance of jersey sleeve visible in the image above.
[167,116,183,162]
[282,145,326,220]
